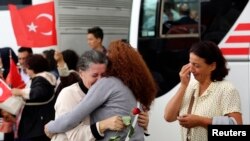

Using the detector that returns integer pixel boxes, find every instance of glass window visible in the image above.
[201,0,248,44]
[140,0,158,37]
[0,0,31,10]
[161,0,199,37]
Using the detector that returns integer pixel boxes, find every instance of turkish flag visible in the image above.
[8,2,57,47]
[0,79,12,102]
[5,57,25,89]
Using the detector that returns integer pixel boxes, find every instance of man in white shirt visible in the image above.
[17,47,33,84]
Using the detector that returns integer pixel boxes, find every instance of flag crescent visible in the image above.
[36,13,53,36]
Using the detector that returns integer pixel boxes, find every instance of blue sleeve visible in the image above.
[47,77,112,133]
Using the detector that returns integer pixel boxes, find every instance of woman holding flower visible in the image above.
[45,40,157,140]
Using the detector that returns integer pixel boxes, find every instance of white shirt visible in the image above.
[52,83,95,141]
[20,68,30,84]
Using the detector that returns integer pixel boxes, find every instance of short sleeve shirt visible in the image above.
[179,80,241,141]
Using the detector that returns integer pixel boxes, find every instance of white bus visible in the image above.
[130,0,250,140]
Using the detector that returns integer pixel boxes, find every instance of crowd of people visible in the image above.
[0,26,242,141]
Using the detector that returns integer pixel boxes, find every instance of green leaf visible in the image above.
[122,116,131,126]
[109,135,121,141]
[128,125,135,138]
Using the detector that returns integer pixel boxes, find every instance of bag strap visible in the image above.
[25,94,55,106]
[186,90,195,141]
[187,92,195,114]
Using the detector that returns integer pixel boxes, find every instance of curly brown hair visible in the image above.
[106,40,157,110]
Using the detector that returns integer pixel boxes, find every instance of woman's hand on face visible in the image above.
[179,64,191,86]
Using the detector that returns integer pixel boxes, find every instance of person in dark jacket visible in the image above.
[10,54,57,141]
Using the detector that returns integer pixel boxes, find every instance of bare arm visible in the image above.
[54,50,70,77]
[164,64,190,122]
[164,84,187,122]
[54,50,65,68]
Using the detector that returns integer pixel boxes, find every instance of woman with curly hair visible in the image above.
[45,39,157,140]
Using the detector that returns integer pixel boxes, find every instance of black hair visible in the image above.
[87,26,104,41]
[25,54,49,73]
[189,41,229,81]
[18,47,33,54]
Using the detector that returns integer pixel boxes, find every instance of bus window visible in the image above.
[161,0,199,37]
[137,0,200,97]
[140,0,158,37]
[0,0,31,10]
[201,0,248,44]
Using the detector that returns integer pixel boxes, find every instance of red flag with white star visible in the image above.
[6,51,26,89]
[8,2,57,47]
